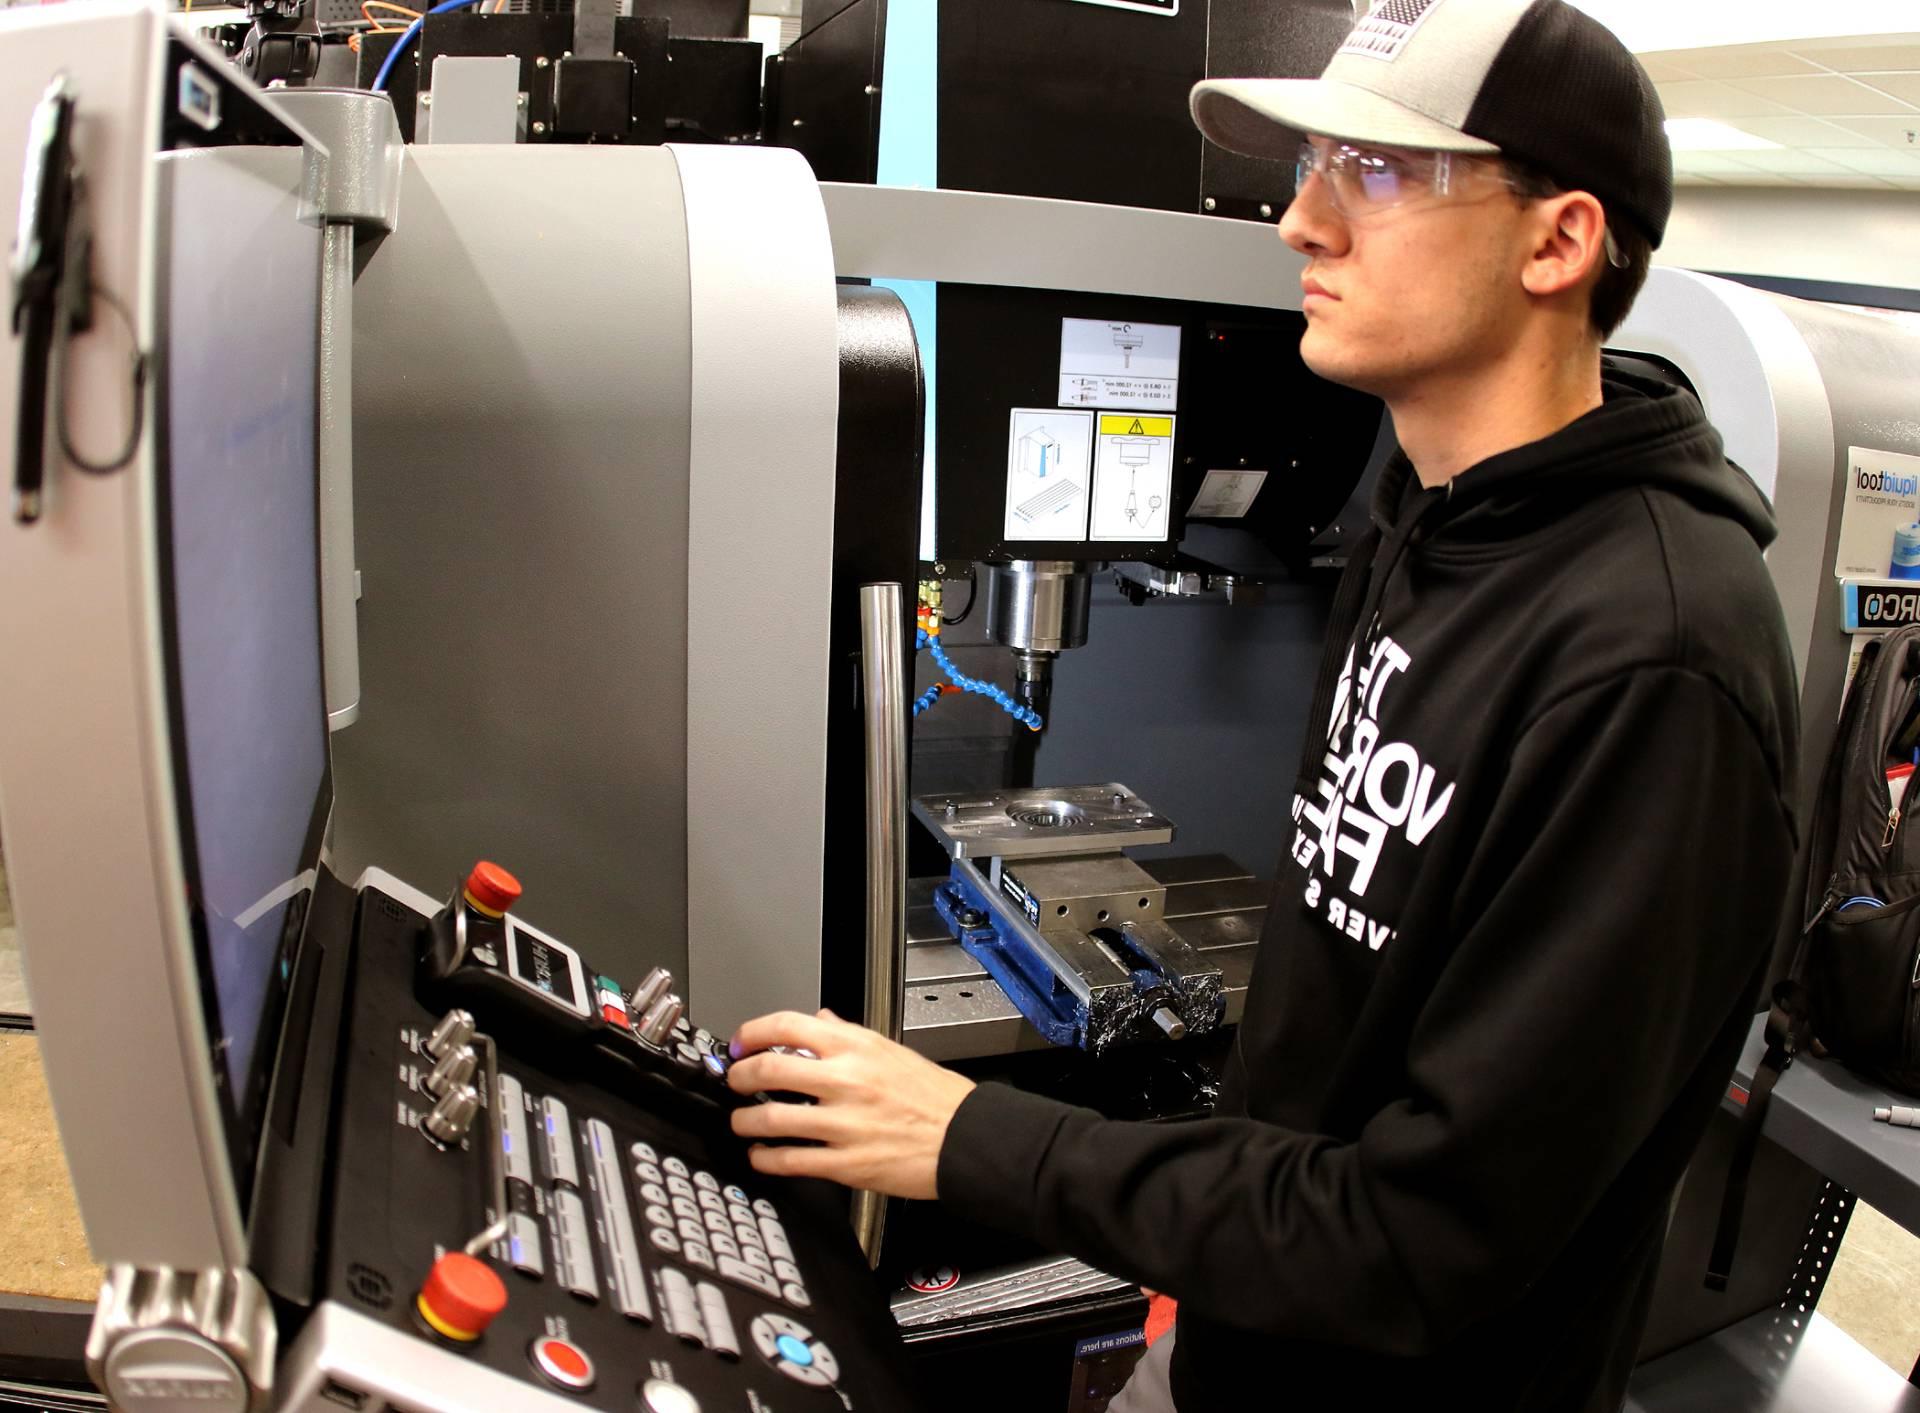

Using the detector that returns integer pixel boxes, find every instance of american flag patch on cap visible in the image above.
[1339,0,1442,61]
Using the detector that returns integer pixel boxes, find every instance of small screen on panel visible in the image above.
[157,146,329,1198]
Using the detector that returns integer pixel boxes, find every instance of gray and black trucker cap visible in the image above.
[1190,0,1673,246]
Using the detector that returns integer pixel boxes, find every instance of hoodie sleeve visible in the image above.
[934,665,1793,1355]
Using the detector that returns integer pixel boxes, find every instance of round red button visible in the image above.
[418,1252,506,1339]
[464,861,523,916]
[531,1336,595,1390]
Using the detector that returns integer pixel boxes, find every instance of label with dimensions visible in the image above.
[1058,318,1181,412]
[1090,413,1175,542]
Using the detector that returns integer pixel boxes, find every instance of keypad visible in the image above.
[632,1151,814,1311]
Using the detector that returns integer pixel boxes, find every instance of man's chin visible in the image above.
[1298,331,1384,397]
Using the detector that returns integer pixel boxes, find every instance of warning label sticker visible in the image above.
[1058,318,1181,412]
[1004,407,1095,542]
[1090,413,1175,542]
[1188,468,1268,520]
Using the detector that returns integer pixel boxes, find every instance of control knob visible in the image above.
[425,1008,476,1060]
[425,1043,478,1098]
[423,1082,481,1144]
[637,993,684,1048]
[630,965,673,1015]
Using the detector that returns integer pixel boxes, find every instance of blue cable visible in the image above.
[372,0,487,94]
[918,631,1042,731]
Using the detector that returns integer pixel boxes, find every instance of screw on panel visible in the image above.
[533,120,547,134]
[793,117,805,127]
[1202,197,1217,211]
[536,55,549,67]
[1259,203,1273,218]
[421,93,432,105]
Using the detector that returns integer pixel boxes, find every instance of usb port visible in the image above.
[319,1379,369,1410]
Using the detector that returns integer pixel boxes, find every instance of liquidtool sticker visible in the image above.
[1188,468,1268,519]
[1005,408,1095,542]
[1058,318,1181,412]
[1091,414,1175,542]
[1835,447,1920,580]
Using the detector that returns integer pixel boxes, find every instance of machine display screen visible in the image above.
[157,147,328,1201]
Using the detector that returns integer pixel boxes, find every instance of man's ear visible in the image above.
[1519,190,1608,300]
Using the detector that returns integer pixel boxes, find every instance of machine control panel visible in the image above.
[301,865,916,1412]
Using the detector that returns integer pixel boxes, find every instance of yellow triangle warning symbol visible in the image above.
[1128,418,1144,435]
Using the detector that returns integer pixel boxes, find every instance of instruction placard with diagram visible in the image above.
[1005,408,1096,542]
[1090,413,1175,542]
[1057,318,1182,412]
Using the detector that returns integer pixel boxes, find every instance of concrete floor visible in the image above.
[0,846,25,1015]
[1827,1201,1920,1378]
[0,847,1912,1371]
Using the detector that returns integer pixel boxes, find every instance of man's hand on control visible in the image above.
[725,1009,976,1200]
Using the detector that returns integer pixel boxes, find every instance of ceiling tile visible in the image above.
[1783,174,1894,188]
[1883,175,1920,189]
[1655,80,1798,120]
[1638,56,1697,82]
[1725,74,1920,115]
[1673,173,1723,186]
[1670,152,1767,174]
[1727,115,1880,147]
[1789,41,1920,72]
[1669,46,1825,80]
[1854,73,1920,106]
[1806,146,1920,176]
[1828,115,1920,145]
[1722,148,1853,175]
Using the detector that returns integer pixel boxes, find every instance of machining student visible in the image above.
[721,2,1801,1408]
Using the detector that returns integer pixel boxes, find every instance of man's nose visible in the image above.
[1278,170,1348,259]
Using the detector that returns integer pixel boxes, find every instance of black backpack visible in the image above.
[1709,622,1920,1288]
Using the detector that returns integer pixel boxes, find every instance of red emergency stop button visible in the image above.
[417,1252,507,1342]
[530,1335,596,1391]
[464,861,523,917]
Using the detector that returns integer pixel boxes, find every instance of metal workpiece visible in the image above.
[87,1265,277,1413]
[985,560,1092,654]
[258,88,404,232]
[911,784,1174,860]
[999,852,1166,933]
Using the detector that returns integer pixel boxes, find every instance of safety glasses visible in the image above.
[1293,139,1628,269]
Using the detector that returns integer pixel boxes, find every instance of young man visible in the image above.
[722,2,1802,1408]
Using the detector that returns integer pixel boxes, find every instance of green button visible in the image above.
[595,974,623,995]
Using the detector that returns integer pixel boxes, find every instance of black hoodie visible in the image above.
[936,371,1801,1411]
